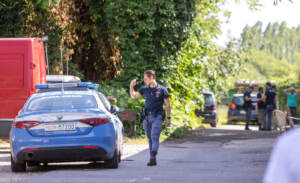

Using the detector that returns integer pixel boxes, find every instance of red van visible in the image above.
[0,38,47,136]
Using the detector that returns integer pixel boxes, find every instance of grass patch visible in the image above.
[218,105,228,125]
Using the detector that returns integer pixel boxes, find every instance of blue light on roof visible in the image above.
[77,82,93,87]
[87,84,99,89]
[35,84,48,89]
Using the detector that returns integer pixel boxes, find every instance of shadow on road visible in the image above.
[164,124,279,145]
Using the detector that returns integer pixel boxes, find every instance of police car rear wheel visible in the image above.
[104,150,119,169]
[11,154,26,172]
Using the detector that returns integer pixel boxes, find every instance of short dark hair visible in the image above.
[272,85,276,89]
[266,82,272,87]
[144,70,156,79]
[259,87,264,92]
[249,86,254,90]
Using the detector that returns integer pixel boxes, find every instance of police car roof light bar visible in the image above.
[35,82,99,90]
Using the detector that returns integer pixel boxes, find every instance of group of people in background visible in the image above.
[256,82,277,131]
[244,82,299,131]
[244,82,276,131]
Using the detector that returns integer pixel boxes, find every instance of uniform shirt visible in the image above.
[265,89,276,106]
[263,127,300,183]
[138,84,169,112]
[243,90,252,108]
[257,93,265,110]
[287,92,298,107]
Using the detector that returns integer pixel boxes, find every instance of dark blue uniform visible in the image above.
[138,84,169,113]
[244,90,252,129]
[263,89,276,130]
[138,84,169,158]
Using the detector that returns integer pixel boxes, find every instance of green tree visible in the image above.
[241,21,300,64]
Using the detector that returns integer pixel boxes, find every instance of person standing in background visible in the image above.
[262,82,276,131]
[257,87,265,131]
[244,86,254,131]
[283,87,298,117]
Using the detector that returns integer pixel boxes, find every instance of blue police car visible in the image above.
[10,82,123,172]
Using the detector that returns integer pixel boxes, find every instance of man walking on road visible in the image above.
[262,82,276,131]
[244,86,254,130]
[130,70,171,166]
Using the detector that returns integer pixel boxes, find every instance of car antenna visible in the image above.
[66,58,69,76]
[40,36,50,75]
[60,40,64,94]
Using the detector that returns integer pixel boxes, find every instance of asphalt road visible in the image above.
[0,125,277,183]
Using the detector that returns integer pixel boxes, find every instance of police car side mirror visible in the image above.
[110,105,120,114]
[118,108,124,113]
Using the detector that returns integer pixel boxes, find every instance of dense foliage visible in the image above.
[98,1,246,136]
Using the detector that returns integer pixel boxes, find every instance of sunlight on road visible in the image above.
[0,154,10,166]
[220,124,259,131]
[0,144,10,166]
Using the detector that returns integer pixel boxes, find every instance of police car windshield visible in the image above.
[26,95,98,111]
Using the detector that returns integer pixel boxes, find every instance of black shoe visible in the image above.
[245,126,250,130]
[147,158,157,166]
[245,127,251,131]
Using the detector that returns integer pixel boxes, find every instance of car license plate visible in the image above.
[240,111,246,114]
[44,123,76,132]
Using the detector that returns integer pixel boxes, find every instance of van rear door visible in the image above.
[0,39,32,119]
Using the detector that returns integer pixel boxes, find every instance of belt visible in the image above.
[147,111,157,115]
[146,111,162,116]
[145,110,166,120]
